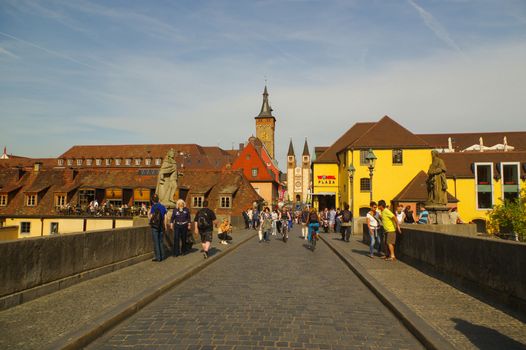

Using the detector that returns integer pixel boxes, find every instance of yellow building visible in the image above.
[313,116,526,231]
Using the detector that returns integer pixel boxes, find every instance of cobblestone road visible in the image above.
[91,228,423,349]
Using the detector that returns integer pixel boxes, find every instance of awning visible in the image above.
[314,192,336,196]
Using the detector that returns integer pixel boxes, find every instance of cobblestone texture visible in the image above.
[90,228,423,349]
[0,229,255,350]
[323,233,526,350]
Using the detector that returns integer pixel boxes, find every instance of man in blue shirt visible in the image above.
[149,194,167,261]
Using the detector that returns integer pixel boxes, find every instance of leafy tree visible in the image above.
[487,188,526,242]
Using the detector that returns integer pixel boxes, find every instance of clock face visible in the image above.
[295,181,302,188]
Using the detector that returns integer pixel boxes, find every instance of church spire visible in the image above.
[302,138,310,156]
[257,85,274,118]
[287,139,295,157]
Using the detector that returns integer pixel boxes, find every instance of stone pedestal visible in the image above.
[426,205,451,225]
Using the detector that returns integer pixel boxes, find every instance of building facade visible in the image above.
[286,139,311,204]
[0,144,262,239]
[313,115,526,230]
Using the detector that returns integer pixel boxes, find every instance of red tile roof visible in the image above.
[315,122,375,163]
[392,171,458,203]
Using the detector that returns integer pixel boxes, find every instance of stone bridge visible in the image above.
[0,225,525,349]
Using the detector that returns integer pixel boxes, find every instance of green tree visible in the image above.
[487,188,526,242]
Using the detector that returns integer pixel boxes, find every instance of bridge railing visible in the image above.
[0,226,152,310]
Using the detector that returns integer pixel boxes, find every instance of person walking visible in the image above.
[366,201,380,258]
[242,208,250,229]
[271,209,279,236]
[378,200,401,261]
[259,207,272,243]
[300,207,309,240]
[252,207,260,230]
[148,194,167,262]
[307,207,320,242]
[247,208,253,229]
[339,204,353,242]
[170,199,191,257]
[194,200,217,259]
[329,208,336,232]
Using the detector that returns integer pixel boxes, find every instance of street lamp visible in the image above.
[365,149,377,202]
[347,164,355,212]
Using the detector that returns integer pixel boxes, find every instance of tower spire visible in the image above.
[257,85,273,118]
[287,139,295,157]
[302,138,310,156]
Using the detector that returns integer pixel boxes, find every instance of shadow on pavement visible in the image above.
[452,318,526,350]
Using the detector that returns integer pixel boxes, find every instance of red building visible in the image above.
[231,137,282,207]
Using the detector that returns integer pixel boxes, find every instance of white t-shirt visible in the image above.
[396,212,405,224]
[367,212,378,228]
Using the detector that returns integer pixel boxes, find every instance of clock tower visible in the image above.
[255,86,276,159]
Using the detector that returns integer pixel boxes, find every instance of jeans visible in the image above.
[151,227,164,261]
[173,224,188,256]
[308,223,320,241]
[369,227,379,256]
[341,224,352,241]
[335,218,341,235]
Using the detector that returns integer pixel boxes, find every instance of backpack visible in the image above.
[149,206,163,230]
[197,209,212,231]
[309,212,318,222]
[342,210,352,223]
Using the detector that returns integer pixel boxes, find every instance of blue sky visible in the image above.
[1,0,525,168]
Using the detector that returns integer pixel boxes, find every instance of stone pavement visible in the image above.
[0,228,255,350]
[322,232,526,350]
[90,227,423,350]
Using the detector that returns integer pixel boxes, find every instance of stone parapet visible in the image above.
[0,226,152,310]
[399,226,526,309]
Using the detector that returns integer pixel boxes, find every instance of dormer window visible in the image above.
[135,158,142,166]
[95,159,102,166]
[86,159,93,166]
[67,159,73,166]
[155,158,162,166]
[115,158,121,166]
[26,194,37,206]
[125,158,132,166]
[57,159,64,166]
[76,159,83,166]
[0,194,7,206]
[145,158,152,166]
[105,158,112,166]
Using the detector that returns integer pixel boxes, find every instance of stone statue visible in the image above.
[426,150,448,206]
[156,149,178,208]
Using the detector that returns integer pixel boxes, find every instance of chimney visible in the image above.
[479,137,484,152]
[239,143,245,151]
[447,137,453,152]
[34,162,42,172]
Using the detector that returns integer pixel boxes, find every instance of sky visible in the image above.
[1,0,526,170]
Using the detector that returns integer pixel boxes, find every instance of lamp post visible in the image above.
[365,149,377,202]
[347,164,355,212]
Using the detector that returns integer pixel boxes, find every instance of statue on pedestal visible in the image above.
[156,149,178,208]
[426,150,448,206]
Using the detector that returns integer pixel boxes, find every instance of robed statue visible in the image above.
[156,149,178,208]
[426,150,448,206]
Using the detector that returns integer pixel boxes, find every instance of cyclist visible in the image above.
[307,207,320,248]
